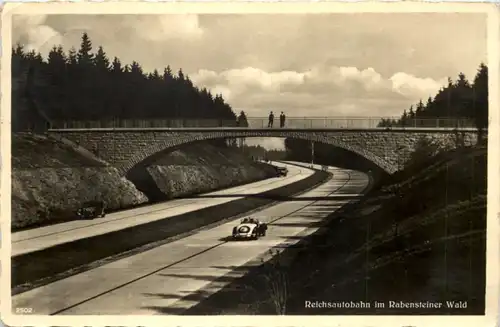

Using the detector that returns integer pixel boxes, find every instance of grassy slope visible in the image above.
[185,145,487,315]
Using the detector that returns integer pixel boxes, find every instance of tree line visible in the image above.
[285,63,488,164]
[377,64,488,138]
[11,32,239,132]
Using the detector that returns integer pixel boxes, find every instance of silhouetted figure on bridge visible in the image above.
[236,110,248,128]
[268,111,274,128]
[279,112,286,128]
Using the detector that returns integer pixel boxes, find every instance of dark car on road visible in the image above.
[77,200,106,219]
[276,166,288,177]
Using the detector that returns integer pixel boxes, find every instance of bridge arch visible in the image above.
[48,127,479,177]
[120,131,396,176]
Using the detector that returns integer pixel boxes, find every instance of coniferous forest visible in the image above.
[11,32,237,133]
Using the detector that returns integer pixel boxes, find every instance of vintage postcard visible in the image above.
[1,2,499,326]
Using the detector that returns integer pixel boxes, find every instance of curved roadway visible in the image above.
[12,163,370,315]
[12,162,311,257]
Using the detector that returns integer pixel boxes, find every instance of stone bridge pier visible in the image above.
[47,128,479,176]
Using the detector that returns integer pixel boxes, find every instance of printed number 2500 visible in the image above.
[16,307,33,314]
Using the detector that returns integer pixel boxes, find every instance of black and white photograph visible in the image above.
[1,2,499,326]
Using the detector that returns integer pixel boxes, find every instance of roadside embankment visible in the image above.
[126,143,277,202]
[12,133,147,231]
[12,133,275,231]
[186,145,487,315]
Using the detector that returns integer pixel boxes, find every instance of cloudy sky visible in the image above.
[13,13,487,149]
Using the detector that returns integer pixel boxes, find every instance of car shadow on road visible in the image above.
[218,236,257,242]
[270,221,323,228]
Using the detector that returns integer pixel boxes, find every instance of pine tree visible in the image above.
[178,68,185,81]
[409,105,415,118]
[472,63,488,144]
[93,46,110,72]
[67,47,77,66]
[415,99,424,117]
[130,61,143,76]
[77,32,94,66]
[151,69,160,80]
[13,43,25,57]
[425,97,433,111]
[401,109,408,126]
[111,57,122,74]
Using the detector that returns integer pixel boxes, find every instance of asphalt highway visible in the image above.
[12,163,370,315]
[12,161,311,257]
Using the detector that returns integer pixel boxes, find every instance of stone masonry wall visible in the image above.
[49,129,479,175]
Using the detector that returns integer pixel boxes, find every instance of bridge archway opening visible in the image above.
[282,137,390,179]
[123,135,393,179]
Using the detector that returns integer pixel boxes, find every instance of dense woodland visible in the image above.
[11,32,243,133]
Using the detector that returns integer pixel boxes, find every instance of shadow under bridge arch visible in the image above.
[117,130,396,176]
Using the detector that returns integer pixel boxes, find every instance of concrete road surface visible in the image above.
[12,164,370,315]
[12,162,311,257]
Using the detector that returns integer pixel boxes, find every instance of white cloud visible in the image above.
[134,15,204,41]
[25,25,63,53]
[390,72,447,97]
[13,15,63,54]
[190,65,447,118]
[12,14,204,57]
[220,67,305,92]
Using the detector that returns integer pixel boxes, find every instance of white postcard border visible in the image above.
[1,2,498,326]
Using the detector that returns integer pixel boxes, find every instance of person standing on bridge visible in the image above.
[279,112,286,128]
[268,111,274,128]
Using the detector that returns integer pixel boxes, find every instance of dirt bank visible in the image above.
[12,133,275,231]
[126,143,276,202]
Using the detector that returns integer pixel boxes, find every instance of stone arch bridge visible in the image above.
[48,127,479,176]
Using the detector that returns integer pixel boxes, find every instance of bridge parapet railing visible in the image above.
[49,117,478,130]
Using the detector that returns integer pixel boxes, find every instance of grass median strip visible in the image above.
[12,166,330,294]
